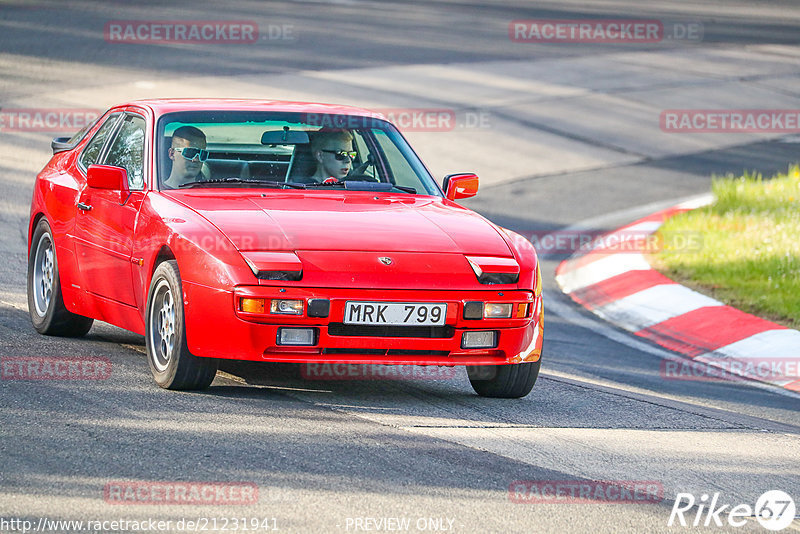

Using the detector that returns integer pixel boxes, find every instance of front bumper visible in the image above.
[183,284,543,365]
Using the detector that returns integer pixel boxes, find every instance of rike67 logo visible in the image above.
[669,490,796,531]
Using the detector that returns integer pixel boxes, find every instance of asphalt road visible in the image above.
[1,1,799,533]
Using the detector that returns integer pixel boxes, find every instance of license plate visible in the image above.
[343,302,447,326]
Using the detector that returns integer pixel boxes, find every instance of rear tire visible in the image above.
[27,218,93,337]
[468,360,540,398]
[146,260,218,390]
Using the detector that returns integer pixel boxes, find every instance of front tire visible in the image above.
[146,260,218,390]
[27,218,93,336]
[468,360,541,398]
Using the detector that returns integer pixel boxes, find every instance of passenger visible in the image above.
[164,126,208,188]
[309,130,356,182]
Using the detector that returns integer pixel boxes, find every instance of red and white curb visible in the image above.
[555,197,800,393]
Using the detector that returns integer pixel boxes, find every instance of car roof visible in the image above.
[126,98,383,118]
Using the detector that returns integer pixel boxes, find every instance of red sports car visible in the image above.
[27,99,543,397]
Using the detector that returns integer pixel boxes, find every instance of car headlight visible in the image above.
[483,303,513,318]
[241,251,303,281]
[270,299,304,315]
[466,256,520,285]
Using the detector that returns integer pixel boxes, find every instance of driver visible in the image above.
[309,130,356,182]
[163,126,207,188]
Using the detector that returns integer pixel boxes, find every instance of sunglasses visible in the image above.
[321,149,357,161]
[174,147,209,162]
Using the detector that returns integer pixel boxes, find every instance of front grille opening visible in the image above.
[323,348,385,355]
[327,323,454,338]
[387,350,449,356]
[322,349,450,357]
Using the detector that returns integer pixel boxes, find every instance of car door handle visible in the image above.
[77,202,92,211]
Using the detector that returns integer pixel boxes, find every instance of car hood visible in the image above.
[164,191,512,256]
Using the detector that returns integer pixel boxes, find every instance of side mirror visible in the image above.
[51,136,74,155]
[443,173,479,201]
[87,164,128,191]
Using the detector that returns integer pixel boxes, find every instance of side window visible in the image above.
[79,113,121,170]
[104,115,146,190]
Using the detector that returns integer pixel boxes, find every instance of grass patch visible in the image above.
[651,164,800,329]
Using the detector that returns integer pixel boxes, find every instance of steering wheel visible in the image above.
[350,154,376,176]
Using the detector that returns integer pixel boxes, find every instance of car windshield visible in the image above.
[157,111,441,195]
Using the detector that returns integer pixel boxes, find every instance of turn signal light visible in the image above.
[240,297,266,314]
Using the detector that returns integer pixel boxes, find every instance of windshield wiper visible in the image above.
[179,178,306,189]
[303,179,346,187]
[390,185,417,194]
[304,180,416,194]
